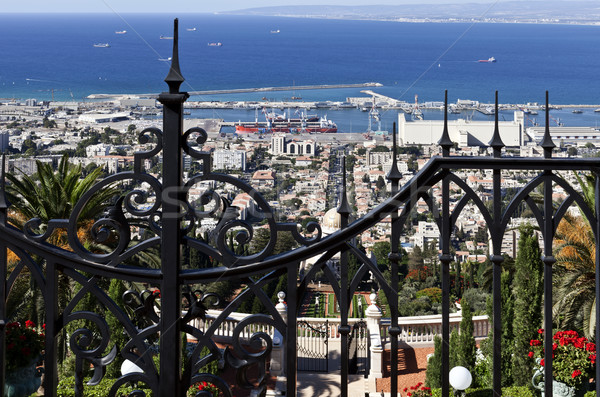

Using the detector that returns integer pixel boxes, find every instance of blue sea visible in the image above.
[1,13,600,131]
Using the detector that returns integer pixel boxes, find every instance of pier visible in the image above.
[86,82,383,99]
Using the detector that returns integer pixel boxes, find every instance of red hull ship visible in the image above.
[235,110,337,134]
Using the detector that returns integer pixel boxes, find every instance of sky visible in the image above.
[4,0,498,14]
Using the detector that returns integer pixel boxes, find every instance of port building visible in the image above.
[398,111,525,147]
[525,126,600,146]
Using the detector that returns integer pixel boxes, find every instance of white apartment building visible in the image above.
[213,149,246,171]
[86,143,111,158]
[413,221,440,249]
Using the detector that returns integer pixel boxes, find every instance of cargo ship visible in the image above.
[235,110,337,134]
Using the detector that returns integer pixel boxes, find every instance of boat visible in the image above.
[186,28,197,31]
[207,42,222,47]
[115,30,127,34]
[235,110,337,134]
[93,43,110,48]
[594,108,600,112]
[158,57,172,62]
[270,29,280,34]
[572,109,583,114]
[478,57,496,63]
[160,35,173,40]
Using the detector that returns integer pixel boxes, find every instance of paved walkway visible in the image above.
[297,373,367,397]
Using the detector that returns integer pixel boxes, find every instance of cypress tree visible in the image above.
[511,224,543,385]
[425,335,442,388]
[458,300,477,371]
[483,270,514,386]
[449,329,460,369]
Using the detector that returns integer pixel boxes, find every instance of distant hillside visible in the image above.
[222,1,600,24]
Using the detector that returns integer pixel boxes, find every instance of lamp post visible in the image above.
[449,366,472,397]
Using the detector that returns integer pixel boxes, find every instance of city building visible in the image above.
[0,132,9,152]
[270,135,317,157]
[213,149,247,171]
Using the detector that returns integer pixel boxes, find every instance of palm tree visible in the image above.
[6,154,118,238]
[553,213,596,338]
[4,154,120,361]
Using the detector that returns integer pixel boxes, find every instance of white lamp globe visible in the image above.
[449,366,472,391]
[121,359,143,376]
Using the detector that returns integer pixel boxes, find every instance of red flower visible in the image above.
[540,359,545,366]
[7,343,14,350]
[403,388,408,392]
[572,370,582,378]
[21,347,31,356]
[538,329,544,334]
[528,351,534,358]
[530,340,542,346]
[589,354,596,364]
[407,393,412,397]
[19,335,27,341]
[586,343,596,352]
[552,343,558,351]
[25,320,35,328]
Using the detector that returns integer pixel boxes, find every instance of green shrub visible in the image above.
[416,287,442,303]
[57,376,152,396]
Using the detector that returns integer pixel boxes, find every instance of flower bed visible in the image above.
[529,329,596,388]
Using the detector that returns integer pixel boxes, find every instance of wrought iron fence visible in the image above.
[0,18,599,397]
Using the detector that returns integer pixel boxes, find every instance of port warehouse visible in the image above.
[397,111,525,147]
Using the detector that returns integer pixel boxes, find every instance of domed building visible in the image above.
[321,207,343,235]
[299,208,343,280]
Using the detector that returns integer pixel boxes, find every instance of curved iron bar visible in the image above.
[3,157,600,284]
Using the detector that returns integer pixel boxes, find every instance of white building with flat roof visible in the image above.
[398,111,524,147]
[213,149,246,171]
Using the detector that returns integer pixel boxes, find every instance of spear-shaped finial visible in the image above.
[164,18,185,94]
[386,122,402,183]
[438,90,453,156]
[540,91,555,159]
[337,156,352,216]
[488,91,504,158]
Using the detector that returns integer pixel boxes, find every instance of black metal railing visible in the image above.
[0,18,599,397]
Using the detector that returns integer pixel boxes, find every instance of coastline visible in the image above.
[222,13,600,27]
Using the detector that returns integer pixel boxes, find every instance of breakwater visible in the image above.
[86,82,383,99]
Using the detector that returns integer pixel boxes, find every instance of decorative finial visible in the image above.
[164,18,185,94]
[277,291,286,304]
[488,91,504,157]
[386,122,402,182]
[540,91,555,159]
[337,155,352,216]
[438,90,453,156]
